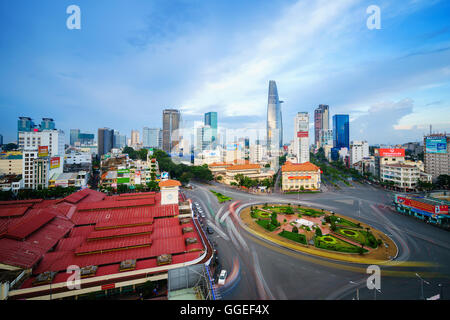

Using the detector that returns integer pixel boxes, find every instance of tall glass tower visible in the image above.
[266,80,283,154]
[332,114,350,149]
[204,112,217,145]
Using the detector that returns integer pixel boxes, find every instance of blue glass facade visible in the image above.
[332,114,349,149]
[204,112,217,144]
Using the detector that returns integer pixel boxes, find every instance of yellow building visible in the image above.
[209,162,274,185]
[0,152,23,175]
[281,161,321,192]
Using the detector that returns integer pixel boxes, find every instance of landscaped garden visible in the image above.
[314,234,368,254]
[210,190,232,203]
[245,203,388,257]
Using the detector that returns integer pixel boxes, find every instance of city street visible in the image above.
[183,180,450,300]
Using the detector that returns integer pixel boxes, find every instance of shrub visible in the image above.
[315,228,322,237]
[283,218,287,223]
[377,239,383,246]
[292,226,298,233]
[305,227,311,231]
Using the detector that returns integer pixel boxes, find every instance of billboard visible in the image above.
[297,131,309,138]
[378,148,405,157]
[38,146,49,157]
[226,143,243,151]
[396,195,448,215]
[50,157,60,169]
[426,138,447,154]
[161,172,169,180]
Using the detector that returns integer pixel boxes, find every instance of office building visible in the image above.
[131,130,140,147]
[204,112,218,146]
[40,118,55,130]
[22,149,38,189]
[266,80,283,155]
[70,129,80,146]
[143,128,161,148]
[162,109,181,154]
[381,163,432,191]
[423,134,449,179]
[18,130,65,157]
[113,131,127,149]
[98,128,114,156]
[70,129,95,146]
[294,112,310,164]
[333,114,350,150]
[314,105,329,147]
[350,141,369,166]
[195,125,212,153]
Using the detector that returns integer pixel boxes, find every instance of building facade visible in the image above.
[314,104,329,147]
[98,128,114,156]
[266,80,283,155]
[293,112,310,164]
[162,109,181,154]
[332,114,350,150]
[204,112,217,146]
[143,127,160,148]
[424,134,449,180]
[281,161,321,192]
[350,141,369,166]
[0,152,23,175]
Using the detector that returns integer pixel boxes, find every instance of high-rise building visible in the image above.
[18,130,65,156]
[204,112,218,146]
[0,134,3,146]
[70,129,80,146]
[333,114,350,149]
[143,128,160,148]
[17,117,36,141]
[195,125,212,153]
[314,105,329,147]
[131,130,140,147]
[40,118,55,131]
[424,134,449,179]
[113,132,127,149]
[350,141,369,165]
[266,80,283,155]
[98,128,114,156]
[162,109,181,154]
[294,112,310,164]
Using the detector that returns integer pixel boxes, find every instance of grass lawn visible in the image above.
[256,219,278,232]
[315,234,368,254]
[210,190,232,203]
[298,208,324,217]
[252,209,272,219]
[335,227,378,248]
[329,215,362,228]
[278,230,307,245]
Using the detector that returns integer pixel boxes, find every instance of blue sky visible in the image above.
[0,0,449,145]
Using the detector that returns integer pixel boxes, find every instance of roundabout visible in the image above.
[239,202,399,264]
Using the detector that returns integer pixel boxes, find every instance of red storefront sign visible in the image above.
[297,131,308,138]
[397,196,447,214]
[378,148,405,157]
[101,283,115,290]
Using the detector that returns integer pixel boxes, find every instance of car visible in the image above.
[218,270,227,285]
[206,227,214,234]
[201,214,206,218]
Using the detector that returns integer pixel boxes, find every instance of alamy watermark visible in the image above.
[66,5,81,30]
[366,5,381,30]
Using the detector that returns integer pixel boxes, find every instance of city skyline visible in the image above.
[1,0,450,146]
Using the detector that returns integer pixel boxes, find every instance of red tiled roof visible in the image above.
[76,198,156,211]
[87,225,153,240]
[159,179,182,187]
[0,199,42,206]
[4,210,56,240]
[0,206,29,218]
[75,235,153,255]
[226,164,261,171]
[282,161,320,172]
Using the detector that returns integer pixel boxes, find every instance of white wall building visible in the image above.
[294,112,310,164]
[350,141,369,166]
[18,130,65,157]
[65,151,92,165]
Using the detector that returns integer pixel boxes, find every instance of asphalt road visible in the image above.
[183,180,450,300]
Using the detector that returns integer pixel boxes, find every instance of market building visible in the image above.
[0,184,212,300]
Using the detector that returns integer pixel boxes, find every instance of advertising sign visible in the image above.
[226,143,242,151]
[161,172,169,180]
[50,157,60,169]
[38,146,49,157]
[117,169,130,174]
[396,195,447,215]
[426,138,447,154]
[297,131,309,138]
[117,177,130,184]
[378,148,405,157]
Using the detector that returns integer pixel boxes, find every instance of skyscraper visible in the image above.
[113,131,127,149]
[70,129,80,146]
[314,105,329,147]
[98,128,114,156]
[40,118,55,130]
[266,80,283,155]
[131,130,140,147]
[204,112,218,146]
[143,127,160,148]
[332,115,350,149]
[294,112,310,163]
[162,109,181,154]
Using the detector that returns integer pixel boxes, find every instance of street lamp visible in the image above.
[416,273,430,300]
[349,281,360,300]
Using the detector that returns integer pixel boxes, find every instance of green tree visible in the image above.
[315,228,322,237]
[292,226,299,233]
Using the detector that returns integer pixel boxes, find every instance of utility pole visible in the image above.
[416,273,430,300]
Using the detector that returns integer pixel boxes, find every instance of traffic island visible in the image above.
[240,203,398,264]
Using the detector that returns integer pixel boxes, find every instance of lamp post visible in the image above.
[349,281,360,300]
[416,273,430,300]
